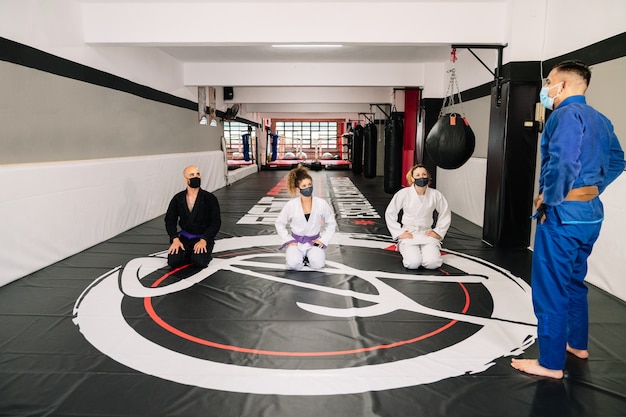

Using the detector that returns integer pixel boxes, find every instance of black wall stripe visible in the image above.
[0,37,260,127]
[1,37,197,111]
[542,31,626,77]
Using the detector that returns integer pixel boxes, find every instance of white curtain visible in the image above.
[436,157,487,227]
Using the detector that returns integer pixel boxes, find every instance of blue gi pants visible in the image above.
[532,205,601,370]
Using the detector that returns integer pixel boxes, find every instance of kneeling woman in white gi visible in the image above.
[275,165,336,270]
[385,164,451,270]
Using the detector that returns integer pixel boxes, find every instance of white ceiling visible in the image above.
[79,0,509,118]
[159,44,452,64]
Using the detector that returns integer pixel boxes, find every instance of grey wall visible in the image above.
[586,56,626,148]
[458,96,490,159]
[1,61,222,165]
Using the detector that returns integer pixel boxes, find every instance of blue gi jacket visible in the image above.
[539,95,625,224]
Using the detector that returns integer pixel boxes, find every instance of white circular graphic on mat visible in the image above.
[73,233,536,395]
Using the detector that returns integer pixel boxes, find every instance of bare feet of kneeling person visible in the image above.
[511,358,564,379]
[567,344,589,359]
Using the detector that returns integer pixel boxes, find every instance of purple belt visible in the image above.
[178,229,203,240]
[280,233,321,250]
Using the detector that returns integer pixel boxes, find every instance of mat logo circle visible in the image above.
[73,233,536,396]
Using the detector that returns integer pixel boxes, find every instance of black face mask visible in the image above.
[414,178,429,187]
[188,177,201,188]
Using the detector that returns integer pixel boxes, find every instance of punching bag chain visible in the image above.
[440,49,466,117]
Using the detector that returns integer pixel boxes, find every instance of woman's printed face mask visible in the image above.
[300,186,313,197]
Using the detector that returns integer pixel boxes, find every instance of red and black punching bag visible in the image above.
[425,113,475,169]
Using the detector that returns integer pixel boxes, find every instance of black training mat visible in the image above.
[1,170,625,417]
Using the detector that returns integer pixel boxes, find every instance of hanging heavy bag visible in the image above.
[425,113,475,170]
[351,124,364,175]
[363,123,377,179]
[384,112,403,193]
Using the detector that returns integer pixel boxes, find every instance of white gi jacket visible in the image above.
[385,186,451,245]
[275,196,337,247]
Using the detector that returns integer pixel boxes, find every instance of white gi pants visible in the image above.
[285,244,326,270]
[398,235,442,270]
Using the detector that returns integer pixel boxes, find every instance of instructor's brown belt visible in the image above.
[564,186,599,202]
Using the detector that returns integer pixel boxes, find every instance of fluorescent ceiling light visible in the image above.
[272,44,343,48]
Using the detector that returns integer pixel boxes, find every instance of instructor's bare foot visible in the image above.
[511,358,563,379]
[566,344,589,359]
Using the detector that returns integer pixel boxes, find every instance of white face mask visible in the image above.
[539,82,563,110]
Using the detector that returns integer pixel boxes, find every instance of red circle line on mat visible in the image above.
[143,268,471,357]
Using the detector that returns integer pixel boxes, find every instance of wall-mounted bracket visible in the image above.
[358,112,376,124]
[370,103,392,120]
[450,43,508,107]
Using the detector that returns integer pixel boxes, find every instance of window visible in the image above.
[275,121,338,150]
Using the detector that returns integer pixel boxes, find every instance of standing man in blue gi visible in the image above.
[165,165,221,269]
[512,60,625,378]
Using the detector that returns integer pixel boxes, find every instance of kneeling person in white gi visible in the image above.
[275,165,337,270]
[385,164,451,270]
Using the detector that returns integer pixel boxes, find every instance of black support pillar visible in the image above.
[420,98,443,188]
[483,63,542,248]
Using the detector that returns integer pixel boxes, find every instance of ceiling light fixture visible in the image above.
[271,44,343,48]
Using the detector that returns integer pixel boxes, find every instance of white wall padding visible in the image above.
[436,157,487,227]
[228,164,259,183]
[587,173,626,302]
[0,151,226,287]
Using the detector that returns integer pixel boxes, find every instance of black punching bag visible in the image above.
[425,113,475,169]
[384,113,403,193]
[352,124,364,175]
[363,123,377,179]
